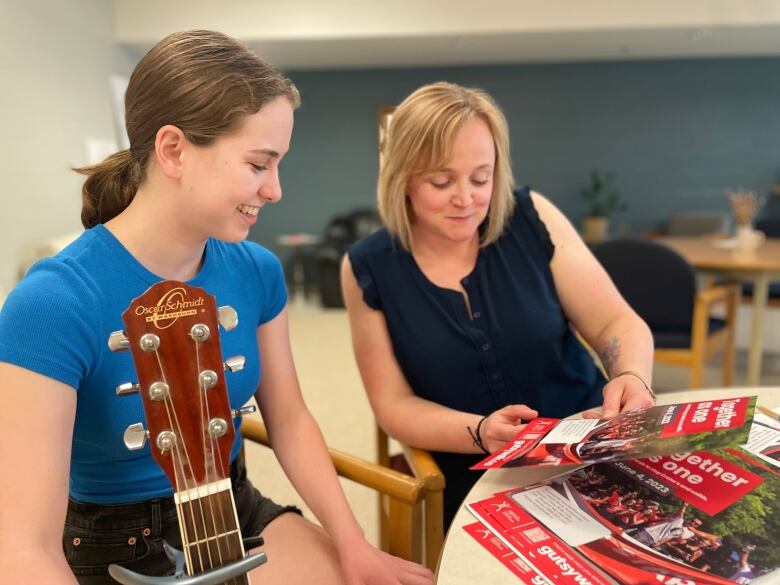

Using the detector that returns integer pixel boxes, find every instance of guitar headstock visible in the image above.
[110,281,248,491]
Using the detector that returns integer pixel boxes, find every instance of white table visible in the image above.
[436,387,780,584]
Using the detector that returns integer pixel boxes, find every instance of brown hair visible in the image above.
[378,82,515,250]
[76,30,300,228]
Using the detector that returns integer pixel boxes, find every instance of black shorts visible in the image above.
[62,458,301,585]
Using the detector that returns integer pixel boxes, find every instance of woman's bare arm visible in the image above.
[531,191,655,415]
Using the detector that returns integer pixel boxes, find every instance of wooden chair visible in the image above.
[593,238,739,388]
[240,418,442,571]
[376,427,445,571]
[652,283,740,387]
[741,216,780,309]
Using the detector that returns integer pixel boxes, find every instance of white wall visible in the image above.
[112,0,780,68]
[114,0,780,40]
[0,0,135,297]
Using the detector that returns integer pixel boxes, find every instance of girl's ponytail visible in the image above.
[75,149,141,228]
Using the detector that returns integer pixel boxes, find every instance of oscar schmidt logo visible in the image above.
[134,287,205,329]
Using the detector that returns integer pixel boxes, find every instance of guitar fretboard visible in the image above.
[175,482,250,585]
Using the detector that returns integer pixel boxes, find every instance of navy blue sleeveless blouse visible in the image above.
[348,187,605,524]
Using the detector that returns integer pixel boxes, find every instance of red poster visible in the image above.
[630,451,763,515]
[463,522,548,584]
[467,496,614,585]
[661,398,751,439]
[494,442,780,584]
[473,396,756,470]
[471,418,558,470]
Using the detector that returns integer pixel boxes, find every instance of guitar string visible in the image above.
[207,397,234,564]
[202,328,249,585]
[229,489,251,585]
[194,340,228,568]
[197,320,246,585]
[204,320,250,585]
[155,358,199,574]
[170,434,195,573]
[199,343,235,566]
[156,350,204,575]
[154,349,211,573]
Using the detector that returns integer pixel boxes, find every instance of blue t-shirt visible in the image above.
[348,187,605,524]
[0,225,286,504]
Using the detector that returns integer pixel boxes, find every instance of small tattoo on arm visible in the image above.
[600,336,621,373]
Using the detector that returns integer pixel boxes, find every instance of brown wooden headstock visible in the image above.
[116,281,240,491]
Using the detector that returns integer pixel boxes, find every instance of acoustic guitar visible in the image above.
[106,281,266,585]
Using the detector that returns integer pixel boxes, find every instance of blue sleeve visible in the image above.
[246,244,288,325]
[0,261,100,390]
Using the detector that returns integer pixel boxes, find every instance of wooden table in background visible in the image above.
[436,387,780,584]
[656,237,780,386]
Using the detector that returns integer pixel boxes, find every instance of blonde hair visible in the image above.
[75,30,300,228]
[378,82,515,250]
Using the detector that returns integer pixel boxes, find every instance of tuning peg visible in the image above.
[108,331,130,352]
[123,423,149,451]
[223,355,246,372]
[199,370,218,390]
[218,306,238,331]
[116,382,140,396]
[232,405,257,418]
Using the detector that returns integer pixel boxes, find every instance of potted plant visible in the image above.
[581,170,625,243]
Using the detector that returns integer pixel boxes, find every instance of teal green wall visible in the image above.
[250,58,780,261]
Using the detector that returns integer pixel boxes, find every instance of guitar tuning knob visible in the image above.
[108,331,130,352]
[116,382,140,396]
[123,423,149,451]
[223,355,246,372]
[232,405,257,418]
[218,306,239,331]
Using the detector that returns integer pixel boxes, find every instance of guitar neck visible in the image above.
[175,481,250,585]
[116,282,255,583]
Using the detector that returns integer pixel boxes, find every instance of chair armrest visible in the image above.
[695,283,740,307]
[401,443,445,569]
[240,418,426,504]
[375,427,445,569]
[400,445,445,491]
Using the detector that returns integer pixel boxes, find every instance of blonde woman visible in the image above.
[0,31,432,585]
[342,82,655,527]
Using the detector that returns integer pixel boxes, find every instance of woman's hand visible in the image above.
[337,536,434,585]
[583,374,655,419]
[481,404,539,453]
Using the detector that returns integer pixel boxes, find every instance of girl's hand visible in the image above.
[337,537,434,585]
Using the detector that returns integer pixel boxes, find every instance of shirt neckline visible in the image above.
[93,224,214,286]
[403,244,483,296]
